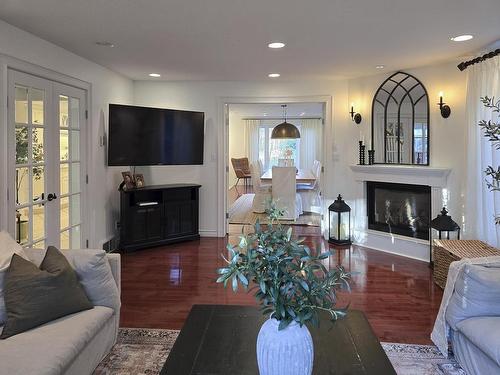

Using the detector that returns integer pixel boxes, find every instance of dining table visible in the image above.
[260,168,316,184]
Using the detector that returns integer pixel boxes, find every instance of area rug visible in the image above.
[95,328,465,375]
[229,193,321,226]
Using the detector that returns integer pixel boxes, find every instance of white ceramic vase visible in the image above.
[256,317,314,375]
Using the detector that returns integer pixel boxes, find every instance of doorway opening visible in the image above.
[225,102,325,235]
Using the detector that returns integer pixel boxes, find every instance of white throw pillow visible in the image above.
[0,231,29,324]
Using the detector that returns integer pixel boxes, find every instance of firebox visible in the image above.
[367,181,431,240]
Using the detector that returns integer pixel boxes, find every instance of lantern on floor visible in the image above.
[328,195,351,246]
[431,207,461,240]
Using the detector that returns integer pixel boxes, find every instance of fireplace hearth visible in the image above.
[367,181,431,240]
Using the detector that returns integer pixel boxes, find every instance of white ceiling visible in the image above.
[230,103,324,118]
[0,0,499,81]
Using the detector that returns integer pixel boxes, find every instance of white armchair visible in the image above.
[272,166,303,220]
[251,162,271,213]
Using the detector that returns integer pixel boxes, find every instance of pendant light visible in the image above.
[271,104,301,139]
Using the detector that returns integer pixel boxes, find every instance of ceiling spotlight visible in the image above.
[268,73,280,78]
[149,73,161,77]
[375,65,385,69]
[450,35,474,42]
[95,41,115,47]
[268,42,285,49]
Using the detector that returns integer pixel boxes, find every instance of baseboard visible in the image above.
[199,229,218,237]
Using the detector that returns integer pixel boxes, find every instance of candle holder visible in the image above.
[358,141,366,165]
[368,150,375,165]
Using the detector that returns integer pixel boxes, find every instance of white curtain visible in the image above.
[464,54,500,246]
[299,119,322,170]
[244,119,260,165]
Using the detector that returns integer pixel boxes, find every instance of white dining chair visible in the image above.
[272,166,303,220]
[251,162,271,213]
[297,161,322,214]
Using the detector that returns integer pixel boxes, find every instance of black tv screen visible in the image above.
[108,104,204,166]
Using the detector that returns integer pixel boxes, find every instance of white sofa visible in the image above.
[0,249,121,375]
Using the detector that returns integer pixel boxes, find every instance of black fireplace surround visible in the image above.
[367,181,431,240]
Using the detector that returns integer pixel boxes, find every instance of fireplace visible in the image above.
[367,181,431,240]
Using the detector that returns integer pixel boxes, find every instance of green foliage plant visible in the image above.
[217,203,350,330]
[478,97,500,224]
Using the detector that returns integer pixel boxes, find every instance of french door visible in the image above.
[8,70,87,249]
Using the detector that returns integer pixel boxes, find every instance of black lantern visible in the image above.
[429,207,460,267]
[431,207,461,240]
[328,195,351,246]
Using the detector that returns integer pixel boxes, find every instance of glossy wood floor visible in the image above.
[120,222,443,345]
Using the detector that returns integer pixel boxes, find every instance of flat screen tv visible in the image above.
[108,104,204,166]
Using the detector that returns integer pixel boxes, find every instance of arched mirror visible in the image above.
[371,72,429,165]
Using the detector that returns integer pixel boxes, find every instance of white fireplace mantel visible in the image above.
[348,164,452,262]
[350,164,451,187]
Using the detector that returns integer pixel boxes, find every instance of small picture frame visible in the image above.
[134,174,145,188]
[121,171,135,190]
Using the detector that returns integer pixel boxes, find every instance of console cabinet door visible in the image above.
[165,201,196,237]
[127,206,163,244]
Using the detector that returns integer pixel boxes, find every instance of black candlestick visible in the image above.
[368,150,375,165]
[358,141,366,165]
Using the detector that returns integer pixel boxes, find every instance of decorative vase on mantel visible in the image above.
[216,202,350,375]
[257,317,313,375]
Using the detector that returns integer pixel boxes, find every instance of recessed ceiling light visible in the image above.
[268,42,286,49]
[450,35,474,42]
[375,65,385,69]
[149,73,161,77]
[95,41,115,47]
[300,112,306,116]
[268,73,280,78]
[263,113,268,116]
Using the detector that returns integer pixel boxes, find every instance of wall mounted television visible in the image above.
[108,104,204,166]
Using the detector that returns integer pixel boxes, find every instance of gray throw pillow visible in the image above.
[0,246,93,339]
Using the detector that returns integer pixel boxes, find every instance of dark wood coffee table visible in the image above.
[161,305,396,374]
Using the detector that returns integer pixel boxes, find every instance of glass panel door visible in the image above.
[56,90,84,249]
[9,71,87,249]
[12,78,50,249]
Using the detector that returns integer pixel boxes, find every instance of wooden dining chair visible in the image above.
[231,157,252,195]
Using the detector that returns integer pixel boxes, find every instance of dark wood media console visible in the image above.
[119,184,201,252]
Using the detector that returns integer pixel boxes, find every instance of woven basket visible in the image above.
[433,240,499,289]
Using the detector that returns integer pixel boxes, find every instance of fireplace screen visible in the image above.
[367,181,431,240]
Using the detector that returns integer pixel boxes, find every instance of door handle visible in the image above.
[47,193,57,202]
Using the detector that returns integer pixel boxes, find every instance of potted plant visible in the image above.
[217,204,350,375]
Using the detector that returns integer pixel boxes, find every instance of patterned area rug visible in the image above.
[95,328,465,375]
[228,193,321,226]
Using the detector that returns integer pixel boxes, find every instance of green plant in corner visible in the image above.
[478,96,500,224]
[217,203,350,330]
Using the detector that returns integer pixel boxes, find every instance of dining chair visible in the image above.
[231,157,252,195]
[272,167,303,220]
[297,161,322,213]
[251,162,271,213]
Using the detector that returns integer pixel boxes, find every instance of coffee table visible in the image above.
[161,305,396,374]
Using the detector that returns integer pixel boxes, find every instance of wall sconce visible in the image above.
[350,103,362,124]
[438,92,451,118]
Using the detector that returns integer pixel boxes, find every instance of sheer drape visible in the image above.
[299,119,322,170]
[464,54,500,246]
[244,119,261,165]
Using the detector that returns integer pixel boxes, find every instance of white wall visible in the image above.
[348,61,467,225]
[0,20,134,247]
[133,80,351,236]
[228,110,246,187]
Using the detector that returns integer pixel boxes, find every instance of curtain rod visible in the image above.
[457,48,500,71]
[242,117,322,121]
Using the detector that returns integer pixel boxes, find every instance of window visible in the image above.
[258,124,300,169]
[413,122,428,164]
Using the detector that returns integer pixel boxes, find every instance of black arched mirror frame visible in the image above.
[371,71,430,165]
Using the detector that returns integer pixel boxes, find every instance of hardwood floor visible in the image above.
[120,224,443,345]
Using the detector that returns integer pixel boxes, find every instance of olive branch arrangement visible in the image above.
[217,203,350,330]
[479,96,500,224]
